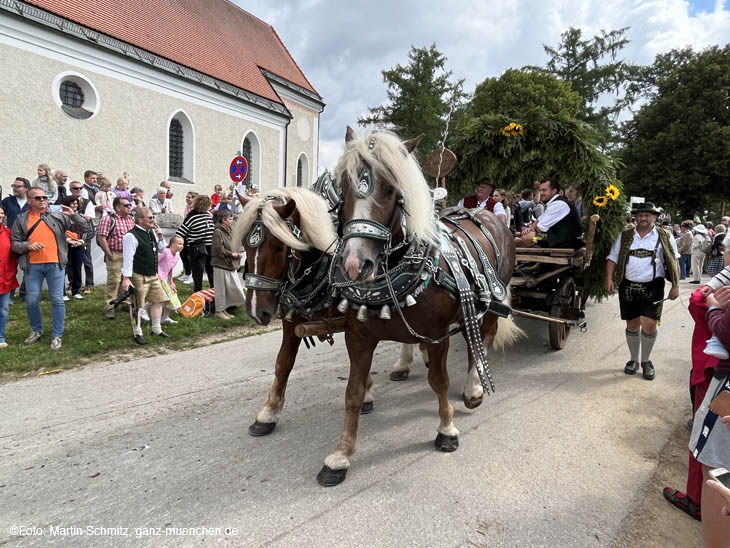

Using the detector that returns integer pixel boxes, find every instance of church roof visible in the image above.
[23,0,319,106]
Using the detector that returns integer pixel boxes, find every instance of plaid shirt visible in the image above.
[97,213,135,251]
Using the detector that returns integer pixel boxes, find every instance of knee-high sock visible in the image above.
[626,329,641,362]
[640,331,657,362]
[132,308,143,336]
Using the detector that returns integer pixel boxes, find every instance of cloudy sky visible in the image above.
[235,0,730,173]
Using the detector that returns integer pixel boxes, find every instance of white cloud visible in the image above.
[236,0,730,172]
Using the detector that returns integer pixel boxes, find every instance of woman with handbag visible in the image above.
[175,194,214,295]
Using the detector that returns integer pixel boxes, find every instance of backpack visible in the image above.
[519,201,534,225]
[699,235,712,255]
[96,213,116,247]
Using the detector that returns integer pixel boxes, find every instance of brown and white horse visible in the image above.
[316,127,521,486]
[232,188,378,435]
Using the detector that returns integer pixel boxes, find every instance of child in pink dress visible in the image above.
[156,235,184,323]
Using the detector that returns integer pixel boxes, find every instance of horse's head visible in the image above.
[234,188,338,325]
[335,127,436,282]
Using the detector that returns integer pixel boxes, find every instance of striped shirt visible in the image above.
[708,265,730,291]
[176,211,214,245]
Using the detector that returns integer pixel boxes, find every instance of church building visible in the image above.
[0,0,324,197]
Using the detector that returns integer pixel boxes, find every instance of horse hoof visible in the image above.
[248,421,276,437]
[462,392,484,409]
[360,401,374,414]
[434,432,459,452]
[390,370,409,381]
[316,465,348,487]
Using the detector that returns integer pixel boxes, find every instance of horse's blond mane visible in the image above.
[334,129,438,244]
[232,188,337,253]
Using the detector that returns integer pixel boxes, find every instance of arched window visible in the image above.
[296,153,309,188]
[241,131,261,190]
[167,110,195,183]
[169,119,184,178]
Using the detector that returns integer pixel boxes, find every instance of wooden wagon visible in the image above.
[509,214,600,350]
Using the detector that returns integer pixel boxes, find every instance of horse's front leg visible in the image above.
[317,330,377,487]
[249,319,302,436]
[427,339,460,452]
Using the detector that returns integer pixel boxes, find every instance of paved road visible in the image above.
[0,285,697,547]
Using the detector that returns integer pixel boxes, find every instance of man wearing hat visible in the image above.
[606,202,680,380]
[457,178,506,223]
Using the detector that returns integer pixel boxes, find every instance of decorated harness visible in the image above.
[328,153,510,394]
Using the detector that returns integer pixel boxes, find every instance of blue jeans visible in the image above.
[25,263,66,338]
[0,291,9,343]
[680,254,691,279]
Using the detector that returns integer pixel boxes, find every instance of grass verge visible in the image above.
[1,282,267,376]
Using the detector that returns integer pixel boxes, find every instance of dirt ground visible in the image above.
[615,418,704,548]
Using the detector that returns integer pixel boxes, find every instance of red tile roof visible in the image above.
[24,0,319,105]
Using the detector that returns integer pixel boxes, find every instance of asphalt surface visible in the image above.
[0,284,698,547]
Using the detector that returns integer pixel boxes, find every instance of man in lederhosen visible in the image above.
[606,202,680,380]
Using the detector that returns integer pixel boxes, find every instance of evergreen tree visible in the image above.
[529,27,639,149]
[359,44,466,157]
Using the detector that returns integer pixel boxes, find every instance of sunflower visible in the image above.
[605,184,620,200]
[593,195,609,207]
[502,122,523,137]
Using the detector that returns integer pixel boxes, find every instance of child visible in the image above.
[701,264,730,359]
[140,235,184,324]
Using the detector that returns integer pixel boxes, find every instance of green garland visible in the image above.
[447,112,627,300]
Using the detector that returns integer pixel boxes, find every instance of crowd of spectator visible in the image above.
[0,167,251,350]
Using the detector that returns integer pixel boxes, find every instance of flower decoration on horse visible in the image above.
[592,184,620,207]
[502,122,524,137]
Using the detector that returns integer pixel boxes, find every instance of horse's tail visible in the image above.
[491,290,525,351]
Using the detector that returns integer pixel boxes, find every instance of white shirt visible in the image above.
[607,227,681,282]
[16,198,27,209]
[121,225,166,277]
[537,194,570,233]
[149,196,173,215]
[456,197,505,217]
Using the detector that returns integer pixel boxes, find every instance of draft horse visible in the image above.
[232,187,377,436]
[317,127,521,486]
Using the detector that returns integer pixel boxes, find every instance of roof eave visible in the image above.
[0,0,292,120]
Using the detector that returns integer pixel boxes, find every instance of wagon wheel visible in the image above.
[548,277,579,350]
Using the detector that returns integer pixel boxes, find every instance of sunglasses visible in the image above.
[121,204,133,208]
[11,184,24,188]
[70,187,82,190]
[33,196,49,202]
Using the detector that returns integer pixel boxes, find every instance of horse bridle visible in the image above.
[243,207,303,293]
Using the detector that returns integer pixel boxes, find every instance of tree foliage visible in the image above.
[449,110,626,299]
[620,45,730,218]
[470,68,581,119]
[358,44,466,157]
[529,27,639,148]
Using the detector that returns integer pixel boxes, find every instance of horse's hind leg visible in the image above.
[390,343,413,381]
[317,330,377,487]
[462,315,498,409]
[249,320,302,436]
[361,373,375,414]
[428,340,459,452]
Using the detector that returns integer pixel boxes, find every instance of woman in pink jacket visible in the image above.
[0,204,19,348]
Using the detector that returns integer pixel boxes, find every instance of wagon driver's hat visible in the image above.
[474,177,495,195]
[631,202,661,216]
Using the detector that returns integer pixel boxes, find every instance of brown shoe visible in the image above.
[104,307,115,320]
[214,312,231,320]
